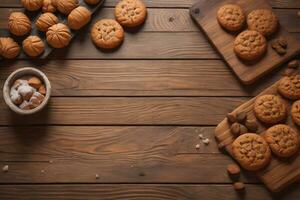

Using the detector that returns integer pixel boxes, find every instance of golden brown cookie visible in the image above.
[36,12,59,32]
[234,30,267,61]
[265,124,299,158]
[247,9,278,37]
[68,6,91,30]
[46,23,72,48]
[84,0,101,5]
[232,133,271,171]
[115,0,147,28]
[42,0,56,13]
[254,94,287,124]
[56,0,79,15]
[0,37,20,59]
[217,4,245,32]
[278,75,300,100]
[291,100,300,126]
[22,36,45,57]
[8,12,31,36]
[21,0,43,11]
[91,19,124,49]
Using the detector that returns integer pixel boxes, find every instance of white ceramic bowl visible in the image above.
[3,67,51,115]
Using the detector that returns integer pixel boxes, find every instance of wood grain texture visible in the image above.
[0,97,247,125]
[0,60,285,97]
[2,184,299,200]
[0,0,299,8]
[190,0,300,84]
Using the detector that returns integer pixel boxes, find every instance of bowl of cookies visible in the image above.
[3,67,51,115]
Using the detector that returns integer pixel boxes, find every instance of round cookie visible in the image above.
[21,0,43,11]
[22,35,45,57]
[0,37,20,59]
[232,133,271,171]
[265,124,299,158]
[254,94,287,124]
[68,6,91,30]
[247,9,278,37]
[56,0,79,15]
[8,12,31,36]
[46,23,71,48]
[234,30,267,61]
[36,13,59,32]
[217,4,245,32]
[91,19,124,49]
[277,75,300,100]
[115,0,147,28]
[291,100,300,126]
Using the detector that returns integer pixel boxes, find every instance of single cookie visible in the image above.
[291,100,300,126]
[254,94,287,124]
[232,133,271,171]
[46,23,72,48]
[22,35,45,57]
[234,30,267,61]
[8,12,31,37]
[247,9,278,37]
[278,75,300,100]
[265,124,299,158]
[91,19,124,49]
[115,0,147,28]
[217,4,245,32]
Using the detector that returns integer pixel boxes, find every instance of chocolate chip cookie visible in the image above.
[265,124,299,158]
[115,0,147,28]
[291,100,300,126]
[91,19,124,49]
[232,133,271,171]
[247,9,278,37]
[234,30,267,61]
[278,75,300,100]
[254,94,287,124]
[217,4,245,32]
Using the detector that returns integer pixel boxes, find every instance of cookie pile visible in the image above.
[0,0,101,59]
[217,4,284,61]
[90,0,147,49]
[227,66,300,172]
[10,76,46,110]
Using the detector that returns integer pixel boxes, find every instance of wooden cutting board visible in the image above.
[190,0,300,85]
[215,76,300,192]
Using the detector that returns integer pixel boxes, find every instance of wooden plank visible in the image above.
[0,60,285,97]
[0,0,299,8]
[0,97,247,125]
[1,184,298,200]
[0,8,299,32]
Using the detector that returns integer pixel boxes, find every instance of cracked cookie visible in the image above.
[265,124,299,158]
[234,30,267,61]
[46,23,72,48]
[232,133,271,171]
[278,75,300,100]
[91,19,124,49]
[247,9,278,37]
[115,0,147,28]
[22,36,45,57]
[254,94,287,124]
[217,4,245,32]
[291,100,300,126]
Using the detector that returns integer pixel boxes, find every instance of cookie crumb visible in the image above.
[195,144,200,149]
[198,134,204,139]
[49,160,53,164]
[233,182,245,191]
[41,170,45,173]
[95,174,99,179]
[202,138,210,145]
[2,165,8,172]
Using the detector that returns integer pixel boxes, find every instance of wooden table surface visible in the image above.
[0,0,300,199]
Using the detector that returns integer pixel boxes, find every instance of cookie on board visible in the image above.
[217,4,245,32]
[277,75,300,100]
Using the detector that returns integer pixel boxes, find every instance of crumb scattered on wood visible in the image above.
[95,174,99,179]
[2,165,9,172]
[198,134,204,139]
[195,144,200,149]
[202,138,210,145]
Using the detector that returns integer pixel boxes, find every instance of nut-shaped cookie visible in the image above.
[21,0,43,11]
[84,0,101,5]
[91,19,124,49]
[247,9,278,37]
[8,12,31,36]
[115,0,147,28]
[265,124,299,158]
[234,30,267,61]
[278,75,300,100]
[22,36,45,57]
[56,0,79,15]
[46,23,71,48]
[36,12,59,32]
[0,37,20,59]
[291,100,300,126]
[42,0,56,13]
[232,133,271,171]
[68,6,91,30]
[254,94,287,124]
[217,4,245,32]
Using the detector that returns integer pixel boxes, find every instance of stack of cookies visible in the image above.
[90,0,147,50]
[217,4,283,62]
[226,69,300,172]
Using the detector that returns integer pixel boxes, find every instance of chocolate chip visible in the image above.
[245,119,258,132]
[227,112,237,123]
[233,182,245,191]
[236,111,247,123]
[288,60,299,69]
